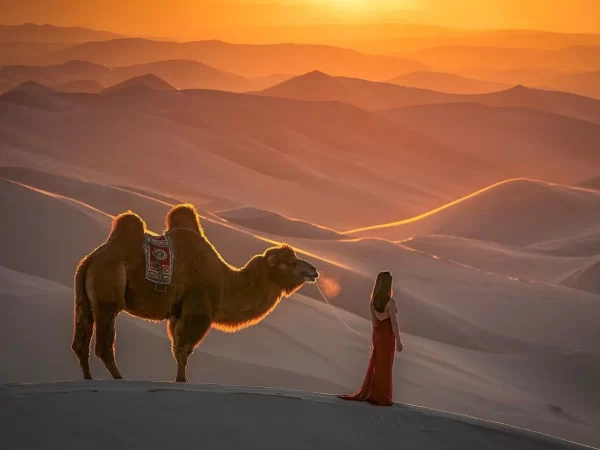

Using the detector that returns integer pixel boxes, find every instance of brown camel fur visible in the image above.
[72,204,319,382]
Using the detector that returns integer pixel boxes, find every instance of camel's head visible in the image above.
[264,245,319,295]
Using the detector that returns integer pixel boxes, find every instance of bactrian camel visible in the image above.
[72,203,319,382]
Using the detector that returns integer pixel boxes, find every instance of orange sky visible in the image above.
[2,0,599,41]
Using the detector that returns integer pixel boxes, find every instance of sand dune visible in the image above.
[39,38,428,80]
[382,102,600,184]
[1,230,599,445]
[401,234,596,285]
[0,83,499,229]
[343,179,600,246]
[1,381,596,450]
[276,235,600,355]
[388,70,509,94]
[0,169,522,353]
[260,72,600,124]
[216,206,342,239]
[2,163,600,445]
[1,258,599,446]
[529,228,600,257]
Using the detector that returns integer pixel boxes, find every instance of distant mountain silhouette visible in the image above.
[0,59,263,92]
[102,74,177,93]
[0,23,125,43]
[39,38,428,79]
[389,71,508,94]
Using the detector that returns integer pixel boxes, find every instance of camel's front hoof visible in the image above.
[175,377,188,383]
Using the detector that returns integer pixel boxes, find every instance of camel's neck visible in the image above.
[212,261,285,332]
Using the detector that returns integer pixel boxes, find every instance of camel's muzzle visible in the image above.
[301,264,319,282]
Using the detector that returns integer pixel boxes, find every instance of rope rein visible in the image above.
[315,282,371,341]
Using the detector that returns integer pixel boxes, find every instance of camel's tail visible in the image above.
[71,255,94,379]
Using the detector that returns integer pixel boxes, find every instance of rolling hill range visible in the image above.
[381,102,600,184]
[258,72,600,124]
[0,81,502,229]
[37,38,428,80]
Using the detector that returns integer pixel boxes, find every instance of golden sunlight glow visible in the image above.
[318,274,342,298]
[323,0,367,8]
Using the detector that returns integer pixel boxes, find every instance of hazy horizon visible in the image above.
[2,0,600,43]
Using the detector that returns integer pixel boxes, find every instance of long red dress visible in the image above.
[338,317,395,406]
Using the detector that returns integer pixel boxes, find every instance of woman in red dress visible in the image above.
[338,271,403,406]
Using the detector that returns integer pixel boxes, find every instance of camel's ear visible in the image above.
[267,254,278,267]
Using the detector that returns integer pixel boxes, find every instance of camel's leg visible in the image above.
[94,304,124,379]
[72,306,94,380]
[168,314,211,383]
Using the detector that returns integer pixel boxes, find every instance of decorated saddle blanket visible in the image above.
[143,233,174,285]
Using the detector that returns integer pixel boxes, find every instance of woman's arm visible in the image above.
[388,299,403,351]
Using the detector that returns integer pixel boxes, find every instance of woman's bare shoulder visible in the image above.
[387,298,397,311]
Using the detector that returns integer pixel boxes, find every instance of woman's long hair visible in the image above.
[371,271,393,313]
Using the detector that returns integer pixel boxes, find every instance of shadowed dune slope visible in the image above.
[562,259,600,295]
